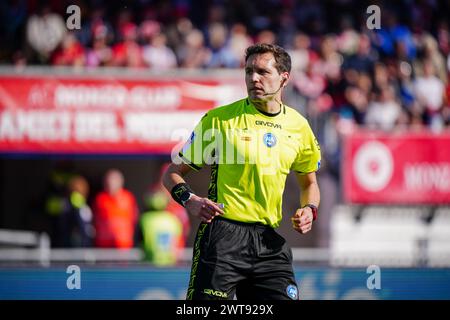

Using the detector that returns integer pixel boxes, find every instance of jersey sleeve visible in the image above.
[178,112,214,171]
[291,122,321,174]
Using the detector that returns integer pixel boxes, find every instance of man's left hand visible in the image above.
[291,207,313,234]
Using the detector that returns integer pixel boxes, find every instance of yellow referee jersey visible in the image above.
[179,98,321,228]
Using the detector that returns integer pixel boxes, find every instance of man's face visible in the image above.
[245,52,287,102]
[104,171,124,195]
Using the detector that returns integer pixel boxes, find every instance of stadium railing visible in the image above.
[0,228,51,266]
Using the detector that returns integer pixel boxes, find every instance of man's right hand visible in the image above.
[185,195,224,223]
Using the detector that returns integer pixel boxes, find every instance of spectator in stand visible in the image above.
[205,22,240,68]
[373,62,396,92]
[373,10,416,60]
[75,5,113,49]
[314,35,342,81]
[436,20,450,58]
[288,32,318,74]
[93,169,139,248]
[164,17,194,55]
[85,23,113,67]
[336,17,360,57]
[255,30,276,45]
[277,7,298,48]
[342,74,371,125]
[293,59,327,115]
[51,32,85,67]
[228,23,253,68]
[343,34,377,74]
[416,34,448,84]
[413,59,446,127]
[110,22,146,68]
[397,59,414,98]
[142,31,177,70]
[365,85,402,131]
[177,28,211,68]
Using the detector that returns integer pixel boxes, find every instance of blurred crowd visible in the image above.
[1,0,449,133]
[1,1,449,131]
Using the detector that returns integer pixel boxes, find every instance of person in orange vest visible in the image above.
[93,169,139,248]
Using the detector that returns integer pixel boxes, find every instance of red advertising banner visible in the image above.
[0,74,246,154]
[343,131,450,204]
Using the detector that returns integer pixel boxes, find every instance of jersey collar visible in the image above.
[246,98,285,117]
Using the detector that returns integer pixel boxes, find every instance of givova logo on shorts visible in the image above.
[203,288,228,298]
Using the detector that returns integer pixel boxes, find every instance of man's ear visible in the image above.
[281,73,289,87]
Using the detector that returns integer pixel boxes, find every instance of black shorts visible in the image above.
[186,216,299,300]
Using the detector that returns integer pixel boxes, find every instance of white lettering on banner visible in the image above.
[74,112,120,141]
[0,110,71,141]
[129,87,180,109]
[404,163,450,192]
[123,112,201,142]
[55,85,127,109]
[54,85,180,110]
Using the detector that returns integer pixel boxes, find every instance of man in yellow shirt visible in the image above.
[163,43,321,300]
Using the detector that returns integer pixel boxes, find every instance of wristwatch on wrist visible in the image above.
[180,191,194,207]
[303,204,318,221]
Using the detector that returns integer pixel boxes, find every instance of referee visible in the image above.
[163,43,321,300]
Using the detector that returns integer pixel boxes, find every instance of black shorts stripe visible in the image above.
[186,223,208,300]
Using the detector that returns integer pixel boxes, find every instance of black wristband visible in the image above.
[171,183,194,207]
[303,204,318,221]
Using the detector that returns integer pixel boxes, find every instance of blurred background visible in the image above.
[0,0,450,299]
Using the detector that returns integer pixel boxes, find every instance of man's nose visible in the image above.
[250,72,260,83]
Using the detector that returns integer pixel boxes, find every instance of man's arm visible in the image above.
[162,163,224,223]
[291,171,320,234]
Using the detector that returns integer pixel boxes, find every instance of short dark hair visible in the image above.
[245,43,291,74]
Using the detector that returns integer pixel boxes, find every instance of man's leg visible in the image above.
[186,220,247,300]
[236,227,299,300]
